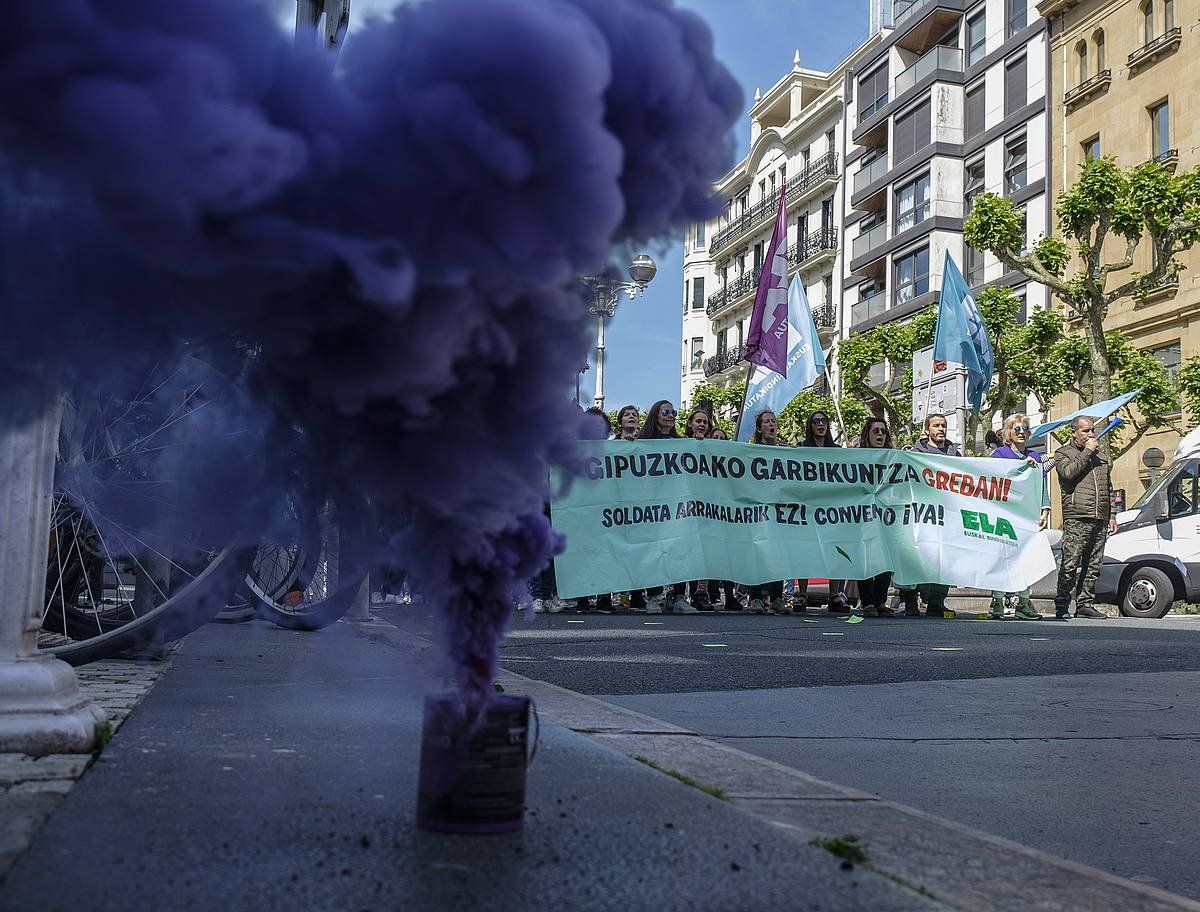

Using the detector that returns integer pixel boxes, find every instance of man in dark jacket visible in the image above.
[1053,416,1116,620]
[902,413,961,618]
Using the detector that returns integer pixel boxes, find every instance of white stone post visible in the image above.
[0,385,105,754]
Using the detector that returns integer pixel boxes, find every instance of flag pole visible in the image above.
[822,342,847,441]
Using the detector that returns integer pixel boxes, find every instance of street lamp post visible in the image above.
[581,254,657,411]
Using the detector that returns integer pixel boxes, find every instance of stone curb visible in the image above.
[0,650,175,882]
[492,665,1200,912]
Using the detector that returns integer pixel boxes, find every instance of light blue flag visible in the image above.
[1027,389,1141,440]
[933,251,994,414]
[736,276,825,441]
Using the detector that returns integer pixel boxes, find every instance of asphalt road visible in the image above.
[496,611,1200,694]
[488,610,1200,901]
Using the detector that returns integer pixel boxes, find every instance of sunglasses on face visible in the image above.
[660,409,676,417]
[1016,425,1031,432]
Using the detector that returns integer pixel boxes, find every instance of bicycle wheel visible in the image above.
[250,482,369,632]
[41,354,262,664]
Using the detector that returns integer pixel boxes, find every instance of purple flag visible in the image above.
[746,184,790,376]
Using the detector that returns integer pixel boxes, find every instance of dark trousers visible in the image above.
[857,572,892,609]
[1055,518,1109,614]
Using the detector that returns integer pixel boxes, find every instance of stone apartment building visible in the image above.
[1038,0,1199,505]
[679,47,880,412]
[841,0,1052,420]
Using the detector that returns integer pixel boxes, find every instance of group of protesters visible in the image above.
[532,399,1115,622]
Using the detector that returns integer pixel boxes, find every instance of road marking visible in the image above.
[702,643,728,648]
[567,619,585,624]
[821,632,844,636]
[1029,637,1049,641]
[930,646,963,651]
[644,621,664,625]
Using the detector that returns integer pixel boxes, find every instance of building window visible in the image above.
[1005,55,1027,116]
[895,174,931,233]
[825,129,836,156]
[964,243,984,287]
[683,279,690,315]
[967,9,987,65]
[1150,100,1170,158]
[1152,341,1181,379]
[858,64,890,120]
[964,157,986,209]
[802,146,811,171]
[692,275,706,310]
[797,212,808,247]
[1082,135,1101,162]
[1075,41,1088,83]
[1142,1,1155,44]
[965,82,985,140]
[1013,285,1028,322]
[694,221,705,248]
[1007,0,1027,36]
[753,241,764,274]
[1164,0,1175,29]
[1004,133,1028,193]
[691,337,704,369]
[821,197,834,231]
[894,246,931,305]
[1018,205,1029,253]
[716,328,728,358]
[1094,29,1105,70]
[823,274,833,306]
[893,99,931,164]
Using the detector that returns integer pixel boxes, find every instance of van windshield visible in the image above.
[1130,464,1180,511]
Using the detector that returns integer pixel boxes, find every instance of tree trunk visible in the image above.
[1081,307,1114,459]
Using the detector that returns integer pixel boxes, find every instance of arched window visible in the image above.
[1142,0,1155,44]
[1093,29,1105,71]
[1076,40,1088,83]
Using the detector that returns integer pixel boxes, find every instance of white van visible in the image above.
[1095,427,1200,617]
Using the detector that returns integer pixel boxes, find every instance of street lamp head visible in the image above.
[627,254,657,288]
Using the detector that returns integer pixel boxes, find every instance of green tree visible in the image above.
[964,156,1200,453]
[837,286,1070,453]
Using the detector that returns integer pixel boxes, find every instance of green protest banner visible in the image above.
[550,439,1055,599]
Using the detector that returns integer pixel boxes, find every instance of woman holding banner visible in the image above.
[749,410,791,615]
[796,411,851,615]
[856,418,898,617]
[683,407,715,610]
[988,413,1050,621]
[631,401,689,614]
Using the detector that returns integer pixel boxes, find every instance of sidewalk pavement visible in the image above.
[0,617,939,912]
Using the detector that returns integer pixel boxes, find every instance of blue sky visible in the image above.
[580,0,872,413]
[302,0,872,411]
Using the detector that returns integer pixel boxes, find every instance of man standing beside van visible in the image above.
[1054,416,1117,620]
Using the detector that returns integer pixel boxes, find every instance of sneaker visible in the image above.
[925,608,956,619]
[532,598,546,614]
[664,591,678,612]
[748,598,767,614]
[1075,604,1107,619]
[645,596,665,614]
[673,599,698,614]
[989,598,1006,620]
[771,598,792,615]
[1014,602,1041,620]
[547,598,564,614]
[904,604,922,617]
[1054,609,1071,620]
[793,595,808,612]
[876,602,897,617]
[861,604,879,617]
[692,590,711,611]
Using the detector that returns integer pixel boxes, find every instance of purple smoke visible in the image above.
[0,0,740,700]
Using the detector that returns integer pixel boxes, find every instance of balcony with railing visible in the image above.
[893,0,935,29]
[853,154,890,197]
[893,45,963,99]
[790,227,839,270]
[705,270,758,319]
[852,222,888,261]
[1128,26,1182,72]
[708,153,840,257]
[1064,68,1111,107]
[702,342,748,378]
[850,289,888,326]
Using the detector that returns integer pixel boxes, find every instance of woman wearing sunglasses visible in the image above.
[795,410,850,615]
[856,418,898,617]
[631,401,688,614]
[748,410,792,615]
[989,413,1051,620]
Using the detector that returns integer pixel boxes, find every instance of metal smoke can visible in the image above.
[416,693,534,834]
